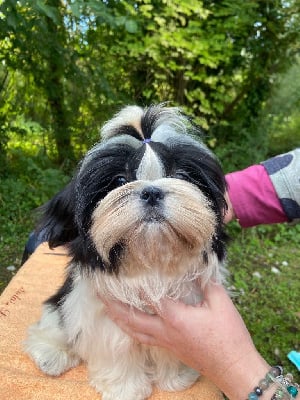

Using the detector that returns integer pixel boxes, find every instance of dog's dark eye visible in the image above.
[114,176,128,187]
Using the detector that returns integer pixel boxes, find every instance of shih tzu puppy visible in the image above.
[25,104,228,400]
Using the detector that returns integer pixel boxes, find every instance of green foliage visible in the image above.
[262,59,300,156]
[1,0,300,172]
[0,141,70,291]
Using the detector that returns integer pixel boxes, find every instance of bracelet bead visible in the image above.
[259,379,271,391]
[248,393,259,400]
[272,366,283,376]
[267,366,283,383]
[255,387,263,396]
[287,385,298,398]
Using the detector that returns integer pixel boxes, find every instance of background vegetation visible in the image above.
[0,0,299,377]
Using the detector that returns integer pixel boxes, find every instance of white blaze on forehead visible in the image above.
[136,145,165,180]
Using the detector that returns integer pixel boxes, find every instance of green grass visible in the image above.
[227,223,300,376]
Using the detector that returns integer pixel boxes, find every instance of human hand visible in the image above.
[103,283,270,399]
[103,283,268,387]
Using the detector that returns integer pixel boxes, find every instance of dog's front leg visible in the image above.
[85,318,152,400]
[150,347,199,392]
[24,305,81,376]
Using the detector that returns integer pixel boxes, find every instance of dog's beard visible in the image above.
[90,178,216,276]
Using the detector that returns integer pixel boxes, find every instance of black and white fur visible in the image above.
[25,104,228,400]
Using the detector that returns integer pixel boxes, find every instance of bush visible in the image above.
[0,148,70,291]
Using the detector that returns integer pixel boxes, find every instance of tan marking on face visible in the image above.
[90,178,216,277]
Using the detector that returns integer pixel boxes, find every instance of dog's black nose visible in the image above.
[140,186,164,206]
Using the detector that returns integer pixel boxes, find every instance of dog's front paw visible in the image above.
[24,322,80,376]
[26,341,80,376]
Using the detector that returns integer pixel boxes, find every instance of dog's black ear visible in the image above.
[36,180,78,248]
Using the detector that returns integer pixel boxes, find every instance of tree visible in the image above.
[1,0,80,164]
[0,0,299,171]
[0,0,142,167]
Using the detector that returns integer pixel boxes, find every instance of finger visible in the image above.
[154,297,180,317]
[104,299,166,342]
[103,298,132,321]
[202,282,234,309]
[104,299,155,327]
[112,316,159,346]
[157,296,200,327]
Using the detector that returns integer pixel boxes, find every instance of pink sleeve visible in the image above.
[225,164,288,227]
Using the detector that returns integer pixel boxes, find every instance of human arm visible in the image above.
[225,148,300,227]
[104,283,271,400]
[225,165,287,227]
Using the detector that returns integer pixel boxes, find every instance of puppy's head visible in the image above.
[39,105,227,277]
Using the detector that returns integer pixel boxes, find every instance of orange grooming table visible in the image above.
[0,243,223,400]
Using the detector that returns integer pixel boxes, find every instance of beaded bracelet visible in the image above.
[247,365,283,400]
[270,371,299,400]
[246,366,299,400]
